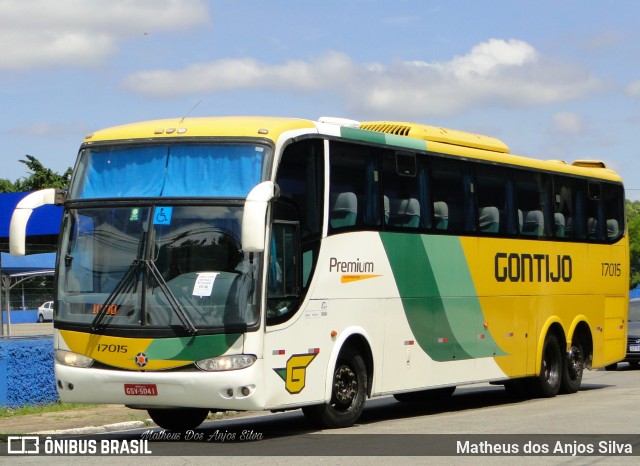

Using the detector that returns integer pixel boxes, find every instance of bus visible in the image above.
[10,116,628,431]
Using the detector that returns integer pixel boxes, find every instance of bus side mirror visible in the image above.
[9,188,64,256]
[242,181,279,253]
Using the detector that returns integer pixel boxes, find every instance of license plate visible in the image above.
[124,383,158,396]
[629,345,640,352]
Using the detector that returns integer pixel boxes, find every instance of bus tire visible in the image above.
[528,333,562,398]
[393,386,456,402]
[302,347,367,428]
[560,341,584,394]
[147,407,209,431]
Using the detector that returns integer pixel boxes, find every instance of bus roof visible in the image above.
[84,116,317,143]
[83,116,622,183]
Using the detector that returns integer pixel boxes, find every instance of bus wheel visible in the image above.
[393,386,456,402]
[528,333,562,398]
[302,347,367,428]
[560,342,584,394]
[147,408,209,431]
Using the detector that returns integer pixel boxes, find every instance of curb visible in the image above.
[31,419,152,435]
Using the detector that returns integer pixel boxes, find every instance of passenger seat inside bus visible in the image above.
[433,201,448,230]
[607,219,619,239]
[478,206,499,233]
[330,192,358,228]
[554,212,566,238]
[519,209,544,236]
[389,198,420,228]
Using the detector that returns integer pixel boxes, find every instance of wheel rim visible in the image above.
[567,345,584,380]
[332,363,358,410]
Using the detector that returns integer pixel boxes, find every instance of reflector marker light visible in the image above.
[437,337,448,343]
[273,349,285,355]
[309,348,320,354]
[404,340,415,346]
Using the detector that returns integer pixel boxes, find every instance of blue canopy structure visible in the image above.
[0,192,62,238]
[0,252,55,277]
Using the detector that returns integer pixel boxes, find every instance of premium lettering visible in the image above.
[329,257,374,273]
[495,252,572,283]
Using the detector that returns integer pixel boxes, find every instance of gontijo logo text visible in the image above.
[495,252,572,283]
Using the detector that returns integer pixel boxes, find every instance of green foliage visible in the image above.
[0,155,71,193]
[627,200,640,290]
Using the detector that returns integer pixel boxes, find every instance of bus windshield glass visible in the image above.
[69,143,268,199]
[58,204,260,332]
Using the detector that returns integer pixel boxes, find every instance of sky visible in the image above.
[2,0,640,198]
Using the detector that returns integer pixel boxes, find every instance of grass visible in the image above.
[0,402,97,419]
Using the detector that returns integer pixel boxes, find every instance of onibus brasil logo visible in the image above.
[274,353,317,394]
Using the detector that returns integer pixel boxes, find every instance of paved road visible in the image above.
[9,365,640,465]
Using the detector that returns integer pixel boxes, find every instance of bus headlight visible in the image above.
[195,354,257,371]
[54,349,94,368]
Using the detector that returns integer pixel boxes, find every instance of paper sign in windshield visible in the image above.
[193,273,219,297]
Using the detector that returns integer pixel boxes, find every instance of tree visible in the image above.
[0,155,71,193]
[627,200,640,290]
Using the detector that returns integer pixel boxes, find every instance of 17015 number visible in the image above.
[602,262,621,277]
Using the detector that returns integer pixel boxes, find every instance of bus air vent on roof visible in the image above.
[360,122,411,136]
[572,160,607,169]
[360,121,510,153]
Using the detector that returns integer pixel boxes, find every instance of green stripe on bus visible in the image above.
[145,333,242,361]
[421,235,505,358]
[340,127,428,151]
[380,233,505,361]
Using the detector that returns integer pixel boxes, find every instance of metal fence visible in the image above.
[0,274,54,338]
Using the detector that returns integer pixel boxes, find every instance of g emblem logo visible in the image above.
[274,353,318,394]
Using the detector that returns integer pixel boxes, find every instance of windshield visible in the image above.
[69,143,267,199]
[58,205,259,333]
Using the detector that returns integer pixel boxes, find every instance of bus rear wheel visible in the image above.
[147,407,209,431]
[527,333,562,398]
[560,342,584,394]
[302,347,367,428]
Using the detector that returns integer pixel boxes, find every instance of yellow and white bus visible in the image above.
[10,116,628,430]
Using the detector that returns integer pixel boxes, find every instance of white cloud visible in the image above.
[551,112,585,135]
[121,39,603,118]
[0,0,210,70]
[625,80,640,99]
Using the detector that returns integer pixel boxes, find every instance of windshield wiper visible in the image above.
[146,259,198,335]
[91,259,142,332]
[90,259,198,335]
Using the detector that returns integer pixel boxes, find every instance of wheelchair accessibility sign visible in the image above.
[153,207,173,225]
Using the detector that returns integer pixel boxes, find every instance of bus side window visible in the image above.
[328,141,381,233]
[553,176,587,240]
[587,182,604,241]
[276,139,324,289]
[601,183,625,242]
[516,171,553,238]
[382,150,429,230]
[475,165,515,235]
[430,158,472,233]
[266,220,300,324]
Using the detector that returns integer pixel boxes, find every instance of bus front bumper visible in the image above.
[54,360,267,411]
